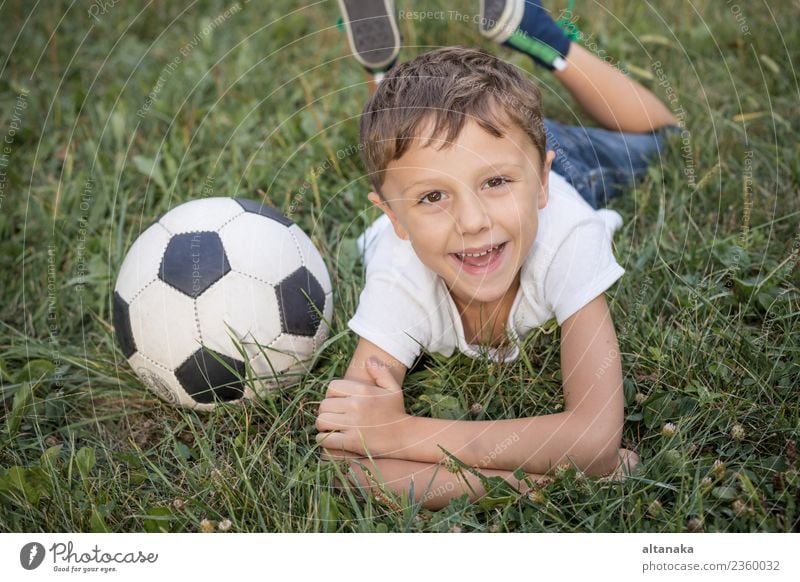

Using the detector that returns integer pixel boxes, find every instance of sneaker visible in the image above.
[478,0,525,43]
[479,0,571,71]
[337,0,401,73]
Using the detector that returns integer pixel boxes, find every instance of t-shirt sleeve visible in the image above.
[543,219,625,325]
[347,272,431,369]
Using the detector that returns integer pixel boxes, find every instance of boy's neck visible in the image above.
[450,273,521,346]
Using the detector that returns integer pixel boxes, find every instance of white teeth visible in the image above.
[456,243,502,260]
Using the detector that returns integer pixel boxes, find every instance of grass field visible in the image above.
[0,0,798,532]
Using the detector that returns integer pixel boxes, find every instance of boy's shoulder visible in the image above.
[537,170,618,251]
[537,172,622,260]
[351,215,445,368]
[526,171,625,325]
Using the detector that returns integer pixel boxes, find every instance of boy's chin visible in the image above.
[465,286,513,305]
[448,278,517,306]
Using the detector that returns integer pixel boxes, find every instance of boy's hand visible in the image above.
[315,358,409,458]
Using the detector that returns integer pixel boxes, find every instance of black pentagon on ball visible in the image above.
[112,291,137,358]
[175,347,247,404]
[275,266,326,337]
[159,231,230,298]
[233,197,293,227]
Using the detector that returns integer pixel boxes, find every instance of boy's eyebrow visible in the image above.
[398,163,525,195]
[399,179,442,195]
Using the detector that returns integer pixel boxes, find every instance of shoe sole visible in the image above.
[337,0,401,71]
[479,0,525,44]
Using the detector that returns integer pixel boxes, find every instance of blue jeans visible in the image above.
[543,119,678,209]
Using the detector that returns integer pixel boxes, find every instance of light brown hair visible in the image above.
[359,46,547,199]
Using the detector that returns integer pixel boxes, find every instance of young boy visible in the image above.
[319,1,677,511]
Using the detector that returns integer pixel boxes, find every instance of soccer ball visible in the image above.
[112,197,333,411]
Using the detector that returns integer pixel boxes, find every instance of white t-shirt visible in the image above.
[347,171,625,369]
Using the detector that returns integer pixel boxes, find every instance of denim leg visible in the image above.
[543,119,676,208]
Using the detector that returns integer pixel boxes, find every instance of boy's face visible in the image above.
[368,116,554,310]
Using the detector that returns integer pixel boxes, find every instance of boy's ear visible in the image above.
[367,191,409,241]
[538,150,556,210]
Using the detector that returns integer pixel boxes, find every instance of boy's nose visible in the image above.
[455,191,492,236]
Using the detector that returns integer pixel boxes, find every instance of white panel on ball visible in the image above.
[248,330,314,378]
[249,350,298,382]
[195,270,283,362]
[128,280,200,370]
[271,332,316,362]
[114,222,172,303]
[127,351,202,410]
[158,197,244,234]
[249,352,307,390]
[290,225,333,295]
[218,212,303,285]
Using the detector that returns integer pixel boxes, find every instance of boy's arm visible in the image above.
[342,336,408,387]
[316,336,411,456]
[321,449,544,511]
[388,294,624,477]
[318,319,634,508]
[319,338,547,510]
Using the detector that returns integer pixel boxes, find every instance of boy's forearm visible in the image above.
[391,411,620,477]
[336,456,540,512]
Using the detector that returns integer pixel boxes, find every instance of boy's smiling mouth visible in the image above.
[449,241,508,275]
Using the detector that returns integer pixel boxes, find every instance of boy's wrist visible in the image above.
[392,415,470,466]
[394,415,459,465]
[394,414,421,462]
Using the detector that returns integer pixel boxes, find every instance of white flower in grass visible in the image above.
[712,459,726,479]
[553,463,571,480]
[661,422,678,438]
[732,499,751,517]
[218,518,232,532]
[527,489,545,504]
[647,500,663,517]
[730,423,746,441]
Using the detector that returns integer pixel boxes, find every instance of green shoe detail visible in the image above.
[507,30,567,70]
[555,0,582,42]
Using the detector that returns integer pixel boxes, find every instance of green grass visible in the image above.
[0,0,798,532]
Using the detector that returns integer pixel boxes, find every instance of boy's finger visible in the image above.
[325,379,371,398]
[315,413,344,432]
[365,358,401,391]
[316,430,344,448]
[317,397,350,415]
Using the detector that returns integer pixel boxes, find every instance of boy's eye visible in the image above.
[419,191,446,205]
[485,176,511,188]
